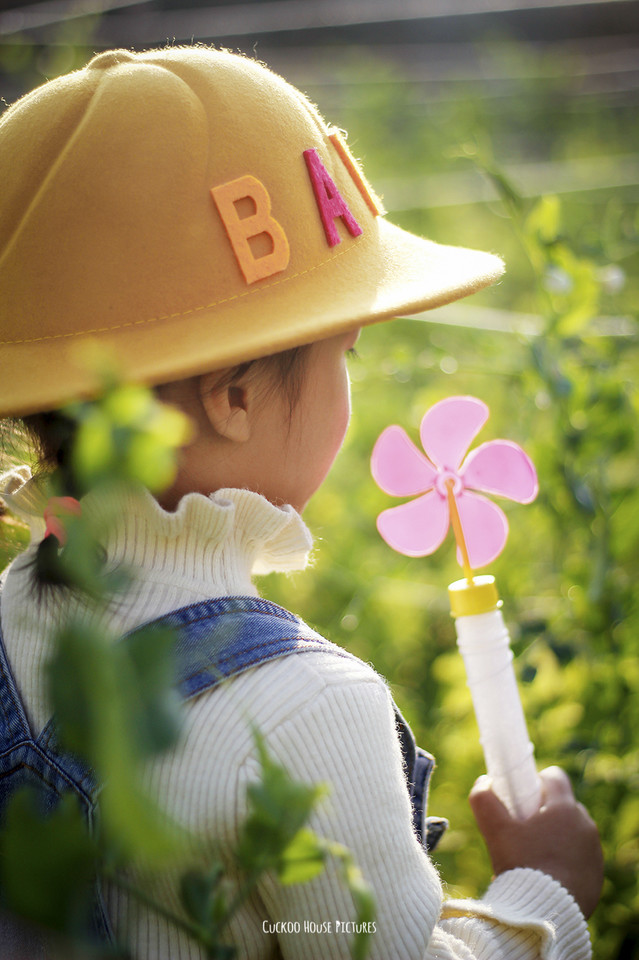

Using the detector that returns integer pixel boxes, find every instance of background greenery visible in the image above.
[1,15,638,960]
[270,43,639,960]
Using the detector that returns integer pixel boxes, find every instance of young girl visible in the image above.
[0,45,602,959]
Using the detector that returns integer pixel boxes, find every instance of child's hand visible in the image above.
[469,766,604,918]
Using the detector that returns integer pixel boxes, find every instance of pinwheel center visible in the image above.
[436,470,463,499]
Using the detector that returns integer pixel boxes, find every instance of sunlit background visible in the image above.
[1,2,638,957]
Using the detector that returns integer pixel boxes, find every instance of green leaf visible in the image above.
[123,624,183,757]
[72,408,115,486]
[180,865,224,926]
[526,194,561,245]
[237,732,327,873]
[67,381,190,494]
[277,828,327,886]
[178,866,238,959]
[47,621,117,760]
[237,733,376,960]
[103,383,153,427]
[47,620,183,866]
[124,433,177,492]
[0,789,97,935]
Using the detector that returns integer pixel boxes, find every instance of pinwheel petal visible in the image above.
[376,490,449,557]
[456,491,509,568]
[420,396,489,471]
[371,425,438,496]
[461,440,538,503]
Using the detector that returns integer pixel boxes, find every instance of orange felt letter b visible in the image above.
[211,175,290,284]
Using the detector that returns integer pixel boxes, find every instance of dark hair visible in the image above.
[19,410,82,494]
[5,410,86,590]
[21,345,310,476]
[199,344,310,421]
[12,345,310,590]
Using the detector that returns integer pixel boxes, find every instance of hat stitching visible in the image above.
[0,71,107,273]
[0,234,362,346]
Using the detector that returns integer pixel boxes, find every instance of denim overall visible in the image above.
[0,595,447,949]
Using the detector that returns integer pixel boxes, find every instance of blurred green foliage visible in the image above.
[68,382,190,495]
[0,383,374,958]
[1,27,638,960]
[260,50,638,960]
[0,9,100,91]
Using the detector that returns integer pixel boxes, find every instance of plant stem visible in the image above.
[104,868,210,947]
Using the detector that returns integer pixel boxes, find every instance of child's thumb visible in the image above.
[468,775,513,827]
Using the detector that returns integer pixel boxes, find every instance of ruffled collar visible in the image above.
[1,467,313,597]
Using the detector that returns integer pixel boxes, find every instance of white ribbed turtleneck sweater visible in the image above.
[0,475,590,960]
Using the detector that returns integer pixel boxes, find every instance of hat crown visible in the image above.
[87,49,138,70]
[0,47,342,354]
[0,47,504,417]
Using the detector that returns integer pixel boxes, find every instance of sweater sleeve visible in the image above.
[237,655,591,960]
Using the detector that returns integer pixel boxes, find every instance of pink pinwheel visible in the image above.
[371,396,538,570]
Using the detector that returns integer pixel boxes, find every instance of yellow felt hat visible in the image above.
[0,46,504,417]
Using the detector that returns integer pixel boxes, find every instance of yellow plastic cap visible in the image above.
[448,575,501,617]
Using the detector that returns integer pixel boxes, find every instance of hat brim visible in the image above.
[2,217,503,418]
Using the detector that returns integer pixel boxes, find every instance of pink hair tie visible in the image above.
[43,496,82,546]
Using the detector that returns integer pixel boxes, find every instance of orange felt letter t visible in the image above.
[211,175,290,284]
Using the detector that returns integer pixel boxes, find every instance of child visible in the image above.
[0,46,602,959]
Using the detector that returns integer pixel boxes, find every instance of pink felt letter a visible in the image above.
[303,148,363,248]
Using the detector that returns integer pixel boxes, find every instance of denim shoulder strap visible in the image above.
[0,600,112,946]
[129,595,446,851]
[136,595,357,700]
[0,611,97,813]
[0,612,33,749]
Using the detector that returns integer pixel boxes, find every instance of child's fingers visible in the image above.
[468,765,603,917]
[468,775,512,827]
[469,766,576,826]
[538,766,575,807]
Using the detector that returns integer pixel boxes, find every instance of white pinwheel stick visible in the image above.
[446,482,542,820]
[449,587,542,818]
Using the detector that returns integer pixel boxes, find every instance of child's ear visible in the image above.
[199,372,250,442]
